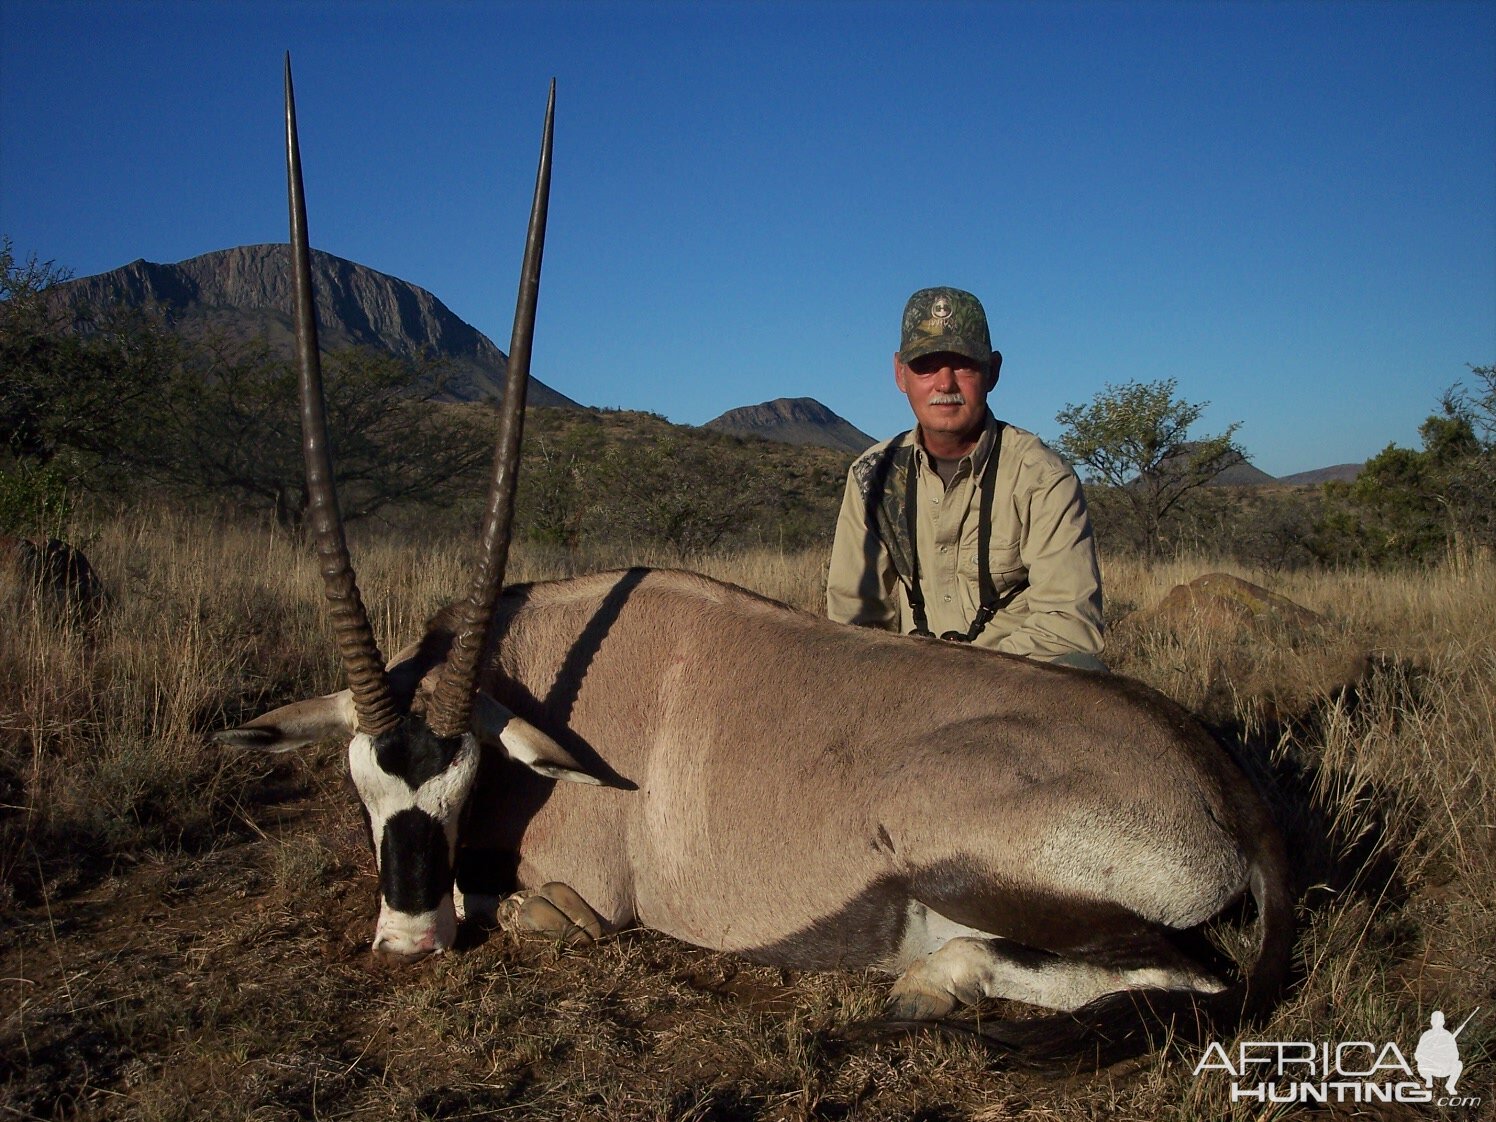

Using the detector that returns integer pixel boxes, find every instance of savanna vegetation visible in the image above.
[3,241,1493,1117]
[2,516,1492,1119]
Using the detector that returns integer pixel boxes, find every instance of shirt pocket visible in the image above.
[987,538,1027,593]
[959,531,1026,593]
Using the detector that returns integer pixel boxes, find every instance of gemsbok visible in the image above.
[216,60,1295,1067]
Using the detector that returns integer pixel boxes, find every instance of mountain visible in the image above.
[1147,444,1276,487]
[704,397,876,454]
[44,245,581,409]
[1209,453,1277,487]
[1277,463,1363,485]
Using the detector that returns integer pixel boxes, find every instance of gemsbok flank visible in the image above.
[216,60,1295,1067]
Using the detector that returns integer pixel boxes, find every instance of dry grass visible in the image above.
[2,513,1492,1119]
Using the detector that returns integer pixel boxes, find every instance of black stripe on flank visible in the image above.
[905,857,1206,961]
[380,808,452,914]
[742,859,1226,976]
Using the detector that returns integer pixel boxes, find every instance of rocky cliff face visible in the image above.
[705,397,875,454]
[48,245,580,409]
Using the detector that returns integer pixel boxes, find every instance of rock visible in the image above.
[1113,572,1367,728]
[1128,572,1333,645]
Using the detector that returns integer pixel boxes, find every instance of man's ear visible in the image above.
[986,351,1002,390]
[893,351,909,393]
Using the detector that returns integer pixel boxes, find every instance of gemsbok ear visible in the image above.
[473,694,602,785]
[213,690,358,753]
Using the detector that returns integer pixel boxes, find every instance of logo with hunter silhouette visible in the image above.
[1415,1008,1477,1094]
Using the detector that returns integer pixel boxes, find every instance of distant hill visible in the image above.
[705,397,875,454]
[44,245,581,409]
[1209,452,1277,487]
[1148,445,1276,487]
[1277,463,1363,485]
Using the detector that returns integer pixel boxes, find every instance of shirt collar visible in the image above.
[908,410,999,476]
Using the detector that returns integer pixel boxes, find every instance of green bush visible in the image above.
[0,460,73,538]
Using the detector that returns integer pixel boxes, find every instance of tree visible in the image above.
[2,241,495,526]
[1439,364,1496,554]
[1317,364,1496,564]
[1,243,80,532]
[2,241,90,461]
[521,430,592,554]
[594,434,776,560]
[1055,379,1244,563]
[2,239,182,514]
[139,336,494,527]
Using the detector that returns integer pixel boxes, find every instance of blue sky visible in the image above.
[3,0,1493,477]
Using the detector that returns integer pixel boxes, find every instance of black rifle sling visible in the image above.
[904,447,932,636]
[902,423,1024,642]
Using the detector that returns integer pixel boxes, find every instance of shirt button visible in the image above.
[943,593,952,602]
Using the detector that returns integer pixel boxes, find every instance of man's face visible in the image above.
[894,350,995,447]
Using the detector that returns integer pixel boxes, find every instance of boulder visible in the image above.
[1127,572,1332,645]
[1113,572,1367,727]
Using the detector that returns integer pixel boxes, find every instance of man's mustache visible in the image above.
[928,393,967,406]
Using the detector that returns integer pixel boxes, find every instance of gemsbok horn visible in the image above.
[239,56,575,957]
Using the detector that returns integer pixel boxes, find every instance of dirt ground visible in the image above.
[5,749,1155,1122]
[5,543,1489,1121]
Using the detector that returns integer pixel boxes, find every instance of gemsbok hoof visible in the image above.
[498,882,604,947]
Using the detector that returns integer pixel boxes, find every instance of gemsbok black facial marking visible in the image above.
[373,718,463,789]
[380,808,453,916]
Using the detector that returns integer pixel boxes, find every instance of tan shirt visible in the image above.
[826,415,1105,662]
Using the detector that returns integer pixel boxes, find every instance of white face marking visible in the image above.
[346,730,481,863]
[347,730,480,953]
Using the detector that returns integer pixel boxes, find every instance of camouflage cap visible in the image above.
[899,287,993,368]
